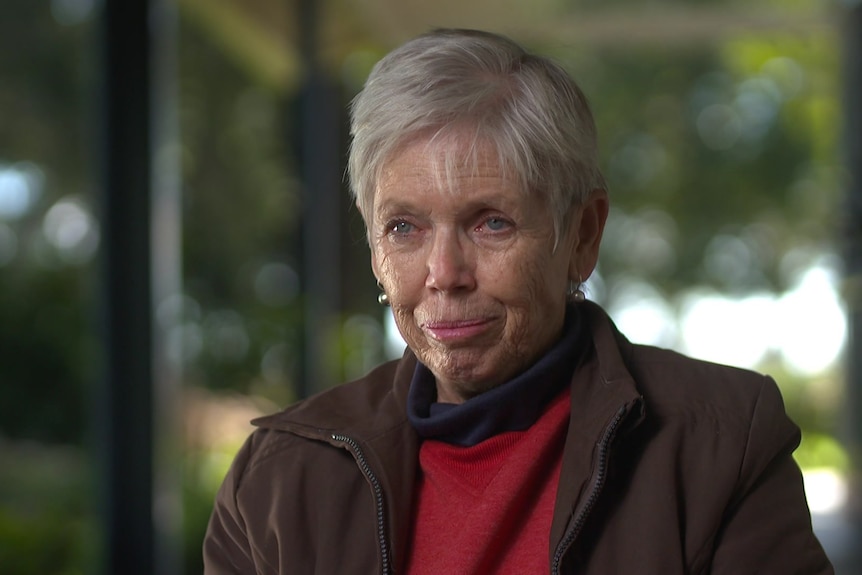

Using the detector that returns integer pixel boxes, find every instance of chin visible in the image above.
[430,356,518,395]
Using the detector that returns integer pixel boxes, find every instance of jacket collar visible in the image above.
[549,301,645,559]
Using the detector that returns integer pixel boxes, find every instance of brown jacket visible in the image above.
[203,302,833,574]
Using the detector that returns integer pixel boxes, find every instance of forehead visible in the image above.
[378,132,522,196]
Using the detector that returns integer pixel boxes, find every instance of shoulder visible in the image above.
[576,306,827,573]
[582,301,797,450]
[626,343,787,432]
[618,342,803,487]
[628,344,772,405]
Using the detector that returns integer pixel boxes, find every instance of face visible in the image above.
[369,135,606,404]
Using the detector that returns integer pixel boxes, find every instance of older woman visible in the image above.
[204,29,833,574]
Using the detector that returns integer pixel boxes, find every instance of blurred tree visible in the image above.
[540,34,840,298]
[0,1,98,445]
[177,11,307,402]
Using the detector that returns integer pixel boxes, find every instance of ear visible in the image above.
[567,189,609,281]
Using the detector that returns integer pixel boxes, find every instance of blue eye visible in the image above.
[485,217,508,231]
[390,221,414,234]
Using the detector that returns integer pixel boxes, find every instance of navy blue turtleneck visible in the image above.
[407,306,587,447]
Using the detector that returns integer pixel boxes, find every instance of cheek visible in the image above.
[376,250,425,301]
[389,301,427,353]
[483,251,561,303]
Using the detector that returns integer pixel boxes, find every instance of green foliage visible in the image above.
[542,29,840,296]
[0,441,97,575]
[795,432,851,472]
[182,452,222,575]
[0,0,98,445]
[178,15,308,399]
[0,513,92,575]
[0,264,96,443]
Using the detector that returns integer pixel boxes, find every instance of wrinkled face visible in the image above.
[370,135,601,403]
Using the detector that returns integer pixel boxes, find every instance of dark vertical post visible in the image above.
[98,0,179,573]
[843,1,862,570]
[99,0,154,571]
[297,0,342,396]
[99,0,154,568]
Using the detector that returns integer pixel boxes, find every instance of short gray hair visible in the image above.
[347,28,606,242]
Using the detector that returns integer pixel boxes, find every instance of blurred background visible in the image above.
[1,0,860,573]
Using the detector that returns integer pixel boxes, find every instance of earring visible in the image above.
[567,276,586,303]
[376,281,390,306]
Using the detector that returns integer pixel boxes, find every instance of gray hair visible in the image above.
[347,28,606,243]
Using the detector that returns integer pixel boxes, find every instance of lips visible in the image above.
[421,317,495,343]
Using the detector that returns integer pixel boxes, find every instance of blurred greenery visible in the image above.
[568,35,840,296]
[0,0,849,573]
[0,440,96,575]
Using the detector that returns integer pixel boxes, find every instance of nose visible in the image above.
[425,228,476,293]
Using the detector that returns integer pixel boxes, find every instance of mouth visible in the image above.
[421,318,495,343]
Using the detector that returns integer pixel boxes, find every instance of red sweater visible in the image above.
[405,389,571,574]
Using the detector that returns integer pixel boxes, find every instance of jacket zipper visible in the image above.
[331,434,391,575]
[550,405,627,575]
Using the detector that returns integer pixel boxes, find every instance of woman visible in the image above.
[204,29,833,574]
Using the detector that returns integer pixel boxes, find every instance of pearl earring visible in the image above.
[567,277,586,303]
[376,281,390,306]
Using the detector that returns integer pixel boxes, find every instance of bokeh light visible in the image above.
[41,196,100,265]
